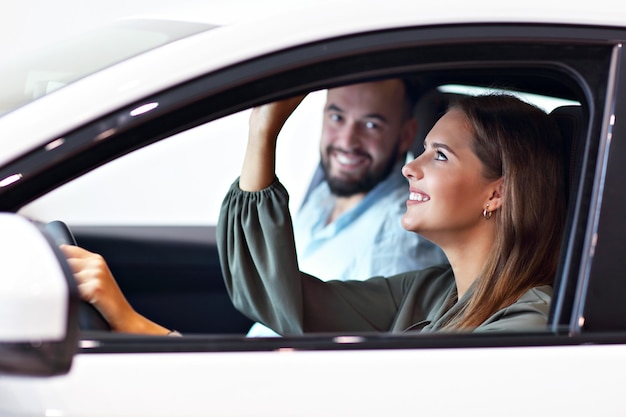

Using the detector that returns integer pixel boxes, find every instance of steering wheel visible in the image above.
[45,220,112,331]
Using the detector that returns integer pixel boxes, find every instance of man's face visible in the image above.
[320,79,415,197]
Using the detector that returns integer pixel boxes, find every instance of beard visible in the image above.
[321,141,401,197]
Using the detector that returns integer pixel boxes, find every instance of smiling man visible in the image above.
[247,79,448,337]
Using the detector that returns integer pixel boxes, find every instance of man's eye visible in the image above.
[364,121,378,129]
[435,150,448,161]
[329,113,342,122]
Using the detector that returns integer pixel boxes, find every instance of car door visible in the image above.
[2,19,626,417]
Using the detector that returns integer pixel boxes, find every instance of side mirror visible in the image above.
[0,213,79,376]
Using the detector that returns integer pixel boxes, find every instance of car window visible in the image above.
[3,24,618,339]
[16,78,585,337]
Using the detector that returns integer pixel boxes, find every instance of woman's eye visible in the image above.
[435,150,448,161]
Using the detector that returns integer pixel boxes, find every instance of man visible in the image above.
[247,78,447,336]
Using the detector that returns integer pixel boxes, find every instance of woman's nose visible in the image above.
[402,157,423,180]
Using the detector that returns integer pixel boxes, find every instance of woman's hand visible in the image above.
[248,94,307,141]
[60,244,170,335]
[240,94,307,191]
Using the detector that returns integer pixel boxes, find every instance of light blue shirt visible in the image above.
[247,161,448,337]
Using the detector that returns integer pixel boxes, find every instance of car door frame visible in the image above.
[0,22,625,346]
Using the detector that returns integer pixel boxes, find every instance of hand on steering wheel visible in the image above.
[44,220,111,331]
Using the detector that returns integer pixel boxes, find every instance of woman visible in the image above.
[218,92,566,333]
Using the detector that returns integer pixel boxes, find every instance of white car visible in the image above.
[1,1,626,416]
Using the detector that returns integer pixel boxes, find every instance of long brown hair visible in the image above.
[447,94,566,329]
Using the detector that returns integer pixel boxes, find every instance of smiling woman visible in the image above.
[218,93,566,334]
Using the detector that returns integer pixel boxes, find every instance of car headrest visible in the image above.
[549,104,586,205]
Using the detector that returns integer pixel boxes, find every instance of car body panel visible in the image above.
[2,342,625,417]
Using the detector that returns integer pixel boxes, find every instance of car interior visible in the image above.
[30,74,588,337]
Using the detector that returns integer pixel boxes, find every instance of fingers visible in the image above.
[74,277,101,304]
[59,243,87,258]
[60,244,112,304]
[58,244,158,334]
[241,94,309,192]
[249,94,308,139]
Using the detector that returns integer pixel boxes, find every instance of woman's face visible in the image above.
[401,108,500,246]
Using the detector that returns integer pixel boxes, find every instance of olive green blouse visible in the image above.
[217,179,552,335]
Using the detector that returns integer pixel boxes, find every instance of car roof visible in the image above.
[0,0,624,165]
[140,0,626,27]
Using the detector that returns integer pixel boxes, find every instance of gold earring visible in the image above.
[482,204,492,220]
